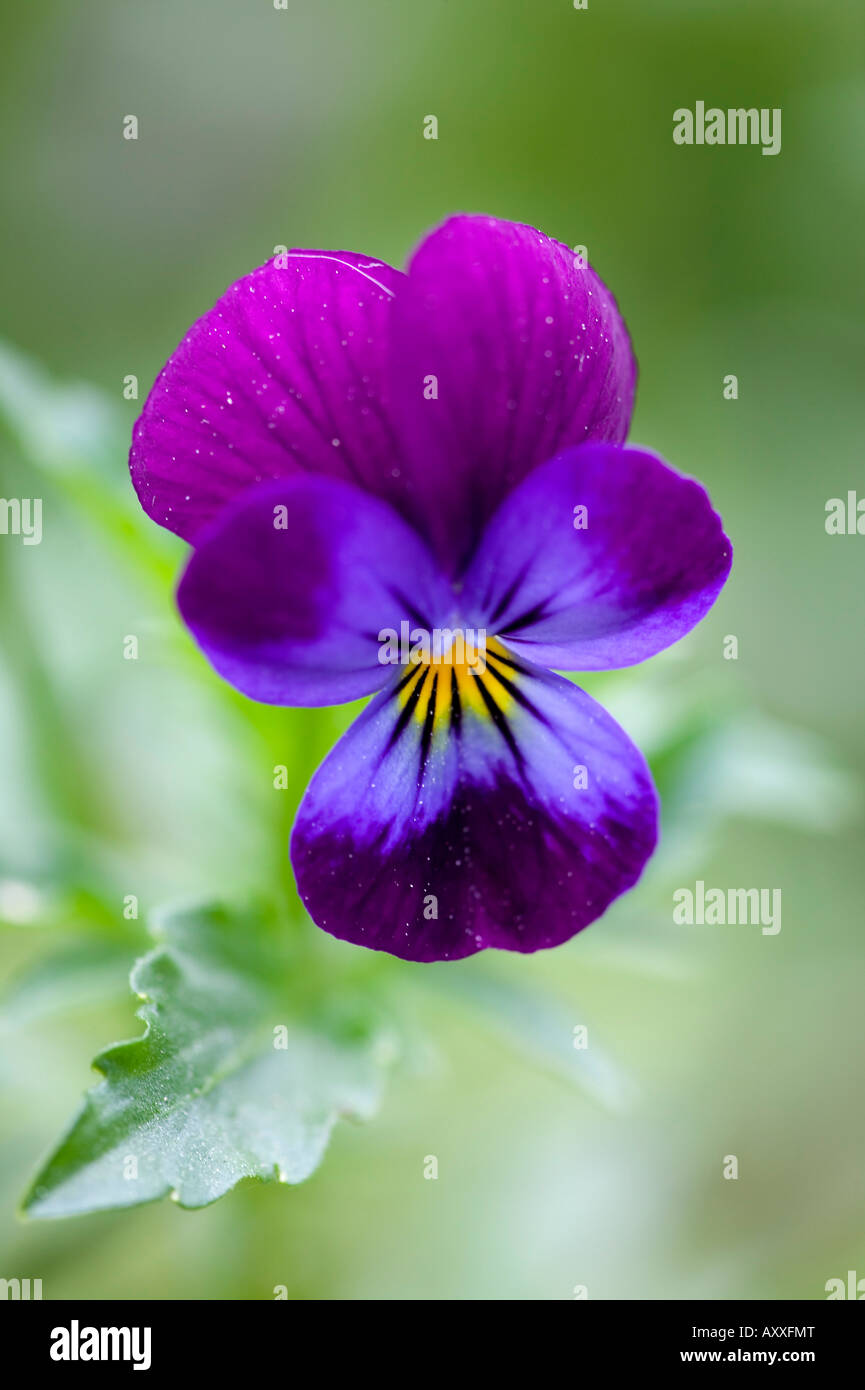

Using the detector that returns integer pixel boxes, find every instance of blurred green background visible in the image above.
[0,0,863,1299]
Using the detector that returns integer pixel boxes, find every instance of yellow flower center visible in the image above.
[397,635,516,730]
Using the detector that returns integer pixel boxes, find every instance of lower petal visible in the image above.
[291,644,658,961]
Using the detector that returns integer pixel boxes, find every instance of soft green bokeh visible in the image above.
[0,0,862,1299]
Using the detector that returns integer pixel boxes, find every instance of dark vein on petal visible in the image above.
[484,661,551,725]
[474,675,525,770]
[449,667,462,738]
[388,661,426,701]
[386,585,430,630]
[484,647,532,677]
[385,666,428,751]
[488,558,532,625]
[417,674,438,784]
[502,599,552,634]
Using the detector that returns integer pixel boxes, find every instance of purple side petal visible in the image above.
[291,644,657,961]
[388,215,637,574]
[177,476,453,706]
[131,251,405,542]
[461,444,732,671]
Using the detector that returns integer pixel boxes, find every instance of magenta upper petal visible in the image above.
[291,648,657,961]
[387,215,637,574]
[130,251,405,542]
[461,444,732,671]
[177,476,453,706]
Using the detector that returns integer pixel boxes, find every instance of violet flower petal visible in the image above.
[461,443,732,670]
[177,476,453,706]
[388,214,637,574]
[131,251,405,542]
[291,644,657,961]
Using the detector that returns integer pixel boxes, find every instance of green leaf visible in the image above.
[22,902,393,1218]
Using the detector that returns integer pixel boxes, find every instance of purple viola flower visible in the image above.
[130,215,731,963]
